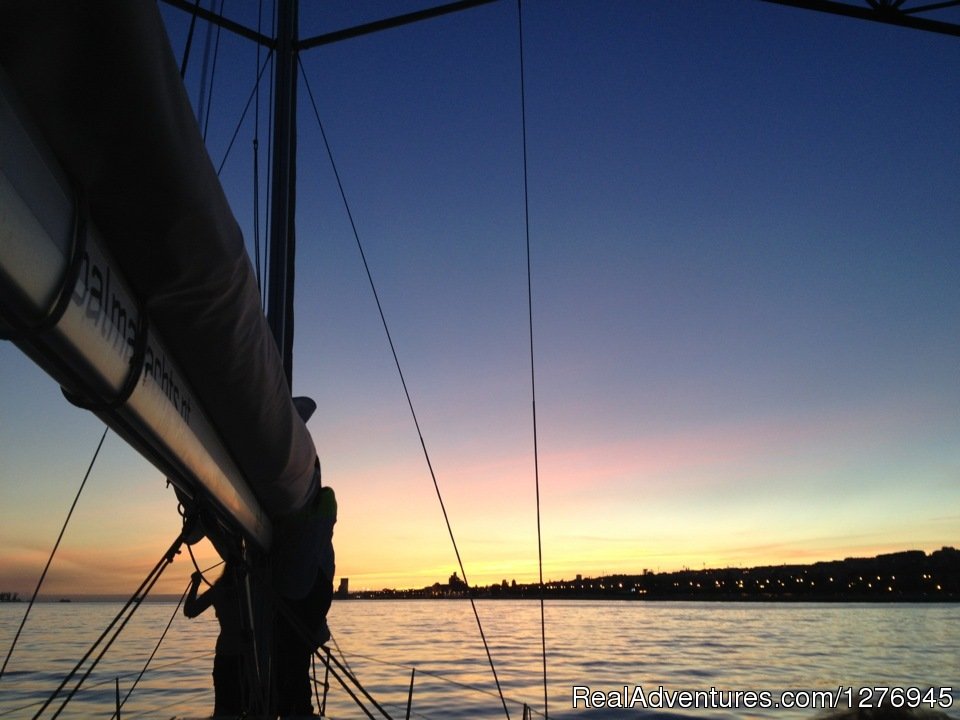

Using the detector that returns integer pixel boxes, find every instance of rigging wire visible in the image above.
[339,649,545,717]
[312,652,322,718]
[32,532,185,720]
[109,579,192,719]
[178,0,203,79]
[11,649,220,709]
[247,567,391,720]
[330,632,355,675]
[180,0,273,176]
[196,0,216,130]
[252,0,265,299]
[0,426,109,682]
[201,0,226,142]
[215,51,275,177]
[2,602,543,718]
[516,1,548,716]
[0,653,218,719]
[323,650,389,720]
[297,57,512,720]
[262,5,277,311]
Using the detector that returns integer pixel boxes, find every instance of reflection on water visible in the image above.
[0,600,957,718]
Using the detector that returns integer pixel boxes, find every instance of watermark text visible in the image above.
[571,685,954,712]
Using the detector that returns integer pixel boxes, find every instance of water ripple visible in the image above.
[1,601,958,719]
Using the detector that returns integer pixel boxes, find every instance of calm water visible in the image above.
[0,600,957,719]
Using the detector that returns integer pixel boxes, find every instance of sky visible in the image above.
[1,0,958,597]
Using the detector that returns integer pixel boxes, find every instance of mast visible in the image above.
[266,0,299,385]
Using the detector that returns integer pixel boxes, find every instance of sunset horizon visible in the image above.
[2,0,958,613]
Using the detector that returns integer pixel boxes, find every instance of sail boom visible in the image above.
[0,0,320,535]
[0,72,272,548]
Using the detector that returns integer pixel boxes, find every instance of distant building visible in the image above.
[336,578,349,598]
[448,572,467,590]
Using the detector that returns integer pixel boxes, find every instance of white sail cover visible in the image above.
[0,1,318,520]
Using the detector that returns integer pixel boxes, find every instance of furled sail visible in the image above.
[0,1,318,546]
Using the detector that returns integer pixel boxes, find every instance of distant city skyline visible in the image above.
[2,1,958,597]
[1,544,956,602]
[299,547,960,601]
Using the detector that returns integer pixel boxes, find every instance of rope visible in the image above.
[298,57,512,720]
[186,543,218,588]
[515,2,548,717]
[0,427,108,682]
[31,532,185,720]
[109,579,192,719]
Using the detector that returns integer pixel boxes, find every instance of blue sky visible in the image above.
[1,1,958,594]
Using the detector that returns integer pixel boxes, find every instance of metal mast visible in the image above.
[266,0,299,385]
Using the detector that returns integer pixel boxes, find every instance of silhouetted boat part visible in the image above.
[0,66,269,545]
[0,2,318,549]
[0,1,325,715]
[1,0,958,717]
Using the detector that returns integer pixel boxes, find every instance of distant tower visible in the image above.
[448,572,466,589]
[336,578,349,598]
